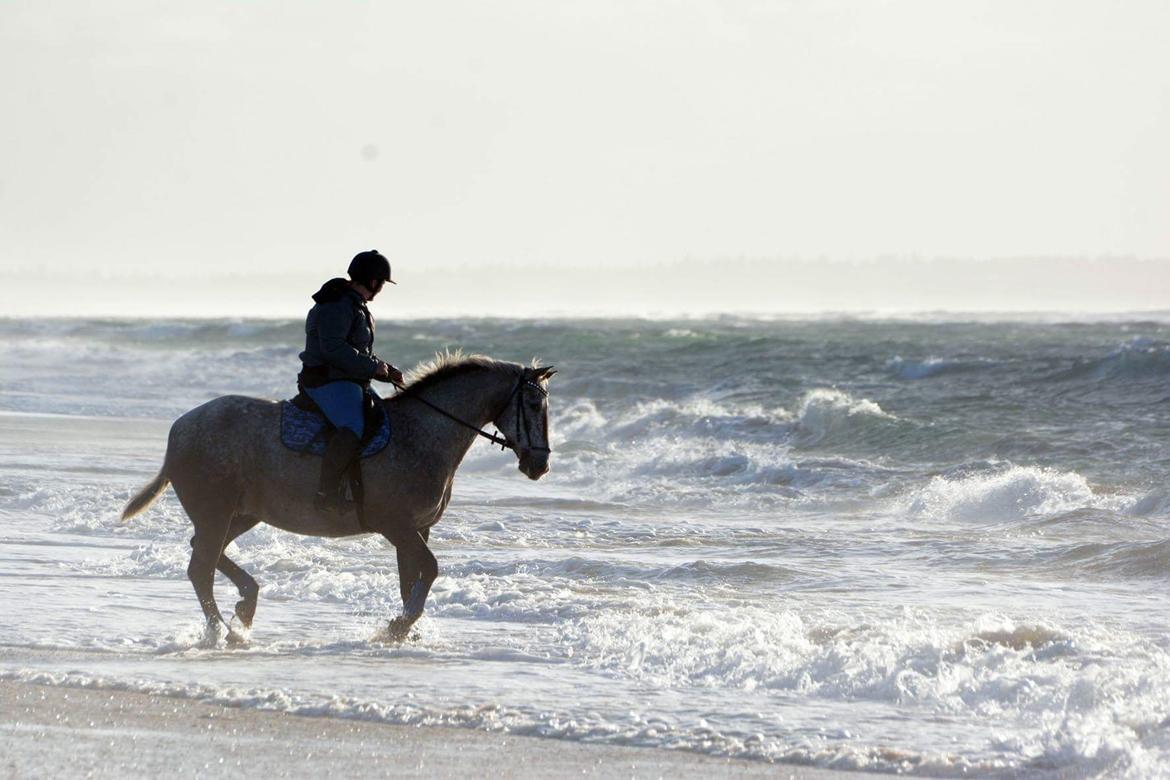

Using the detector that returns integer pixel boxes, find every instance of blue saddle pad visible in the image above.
[279,400,391,458]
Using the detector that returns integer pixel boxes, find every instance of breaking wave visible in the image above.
[903,465,1115,523]
[791,388,896,446]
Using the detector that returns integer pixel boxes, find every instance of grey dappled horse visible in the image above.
[122,355,555,641]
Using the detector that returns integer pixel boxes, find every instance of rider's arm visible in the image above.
[315,300,381,380]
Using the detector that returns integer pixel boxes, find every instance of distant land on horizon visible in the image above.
[3,256,1168,319]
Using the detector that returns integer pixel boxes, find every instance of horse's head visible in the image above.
[494,365,556,480]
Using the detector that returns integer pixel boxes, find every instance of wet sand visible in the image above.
[0,680,876,778]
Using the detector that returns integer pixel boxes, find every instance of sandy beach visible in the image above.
[0,680,875,779]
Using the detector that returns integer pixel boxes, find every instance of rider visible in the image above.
[298,250,405,512]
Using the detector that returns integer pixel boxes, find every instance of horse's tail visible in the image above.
[121,465,170,521]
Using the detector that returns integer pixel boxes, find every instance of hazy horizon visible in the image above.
[4,255,1169,319]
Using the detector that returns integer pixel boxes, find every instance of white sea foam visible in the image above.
[555,398,608,436]
[7,598,1168,776]
[0,666,963,773]
[792,389,895,446]
[560,604,1170,774]
[904,465,1118,523]
[546,391,895,509]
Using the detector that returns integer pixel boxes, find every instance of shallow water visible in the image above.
[1,315,1169,776]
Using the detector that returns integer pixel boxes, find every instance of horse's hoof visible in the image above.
[234,600,256,629]
[225,630,250,648]
[380,615,417,643]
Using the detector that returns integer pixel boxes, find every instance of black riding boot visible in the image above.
[314,428,362,513]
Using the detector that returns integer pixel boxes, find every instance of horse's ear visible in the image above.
[535,366,557,380]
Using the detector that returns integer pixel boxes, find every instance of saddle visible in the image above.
[279,390,391,458]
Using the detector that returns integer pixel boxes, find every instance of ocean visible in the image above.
[1,314,1169,776]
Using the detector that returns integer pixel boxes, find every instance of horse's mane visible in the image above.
[392,350,518,401]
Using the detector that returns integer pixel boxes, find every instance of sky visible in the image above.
[1,1,1168,317]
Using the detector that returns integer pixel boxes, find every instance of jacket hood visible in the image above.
[311,278,353,304]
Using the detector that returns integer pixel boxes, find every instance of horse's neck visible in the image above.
[404,368,515,465]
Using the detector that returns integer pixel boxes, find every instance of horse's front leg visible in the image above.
[394,526,433,604]
[395,545,419,606]
[383,527,437,625]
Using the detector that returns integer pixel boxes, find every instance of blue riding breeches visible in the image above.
[305,380,365,438]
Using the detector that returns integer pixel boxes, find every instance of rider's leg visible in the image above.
[304,381,365,511]
[315,428,361,510]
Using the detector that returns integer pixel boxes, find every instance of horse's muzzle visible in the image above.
[518,448,550,480]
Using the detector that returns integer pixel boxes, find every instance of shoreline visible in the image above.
[0,679,877,778]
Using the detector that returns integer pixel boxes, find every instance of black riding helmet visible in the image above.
[348,250,396,288]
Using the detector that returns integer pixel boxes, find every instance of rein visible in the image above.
[390,376,549,453]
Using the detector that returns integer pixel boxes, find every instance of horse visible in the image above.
[121,354,556,642]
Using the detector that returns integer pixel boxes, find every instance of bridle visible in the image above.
[392,373,550,455]
[500,377,551,456]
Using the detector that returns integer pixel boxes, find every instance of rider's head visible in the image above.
[348,250,396,300]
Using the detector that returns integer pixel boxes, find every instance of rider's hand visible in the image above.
[376,361,404,385]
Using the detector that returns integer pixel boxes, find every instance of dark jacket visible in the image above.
[298,278,380,388]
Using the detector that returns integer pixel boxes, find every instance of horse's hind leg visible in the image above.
[217,555,258,628]
[218,515,261,628]
[186,511,232,634]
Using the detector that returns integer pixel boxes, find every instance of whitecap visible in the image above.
[903,465,1120,523]
[793,389,894,446]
